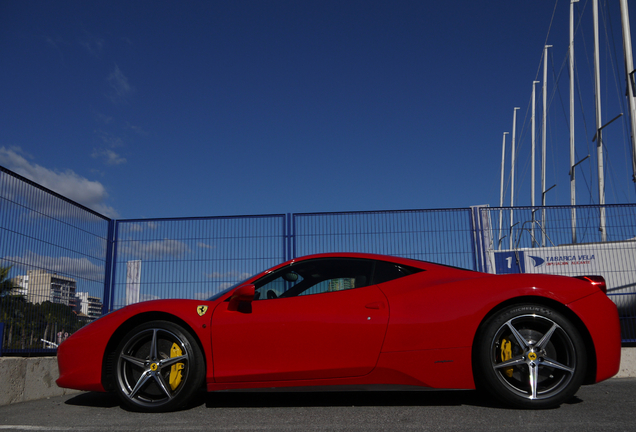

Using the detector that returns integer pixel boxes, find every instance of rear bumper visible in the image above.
[568,291,621,383]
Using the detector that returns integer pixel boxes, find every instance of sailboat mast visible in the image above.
[620,0,636,190]
[532,81,539,208]
[542,45,552,247]
[570,0,579,244]
[499,131,509,250]
[510,107,519,250]
[593,0,607,242]
[532,80,539,246]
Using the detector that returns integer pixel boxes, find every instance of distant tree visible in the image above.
[0,265,16,296]
[1,267,85,350]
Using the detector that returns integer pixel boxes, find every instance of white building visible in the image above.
[75,291,103,320]
[23,270,77,307]
[9,274,28,297]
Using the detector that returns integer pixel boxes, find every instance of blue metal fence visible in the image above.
[1,164,635,355]
[0,167,111,354]
[108,215,287,310]
[292,209,475,268]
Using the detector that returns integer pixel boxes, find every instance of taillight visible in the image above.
[574,275,607,294]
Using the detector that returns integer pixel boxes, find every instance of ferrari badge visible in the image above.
[197,305,208,316]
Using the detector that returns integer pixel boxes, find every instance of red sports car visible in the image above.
[56,253,621,412]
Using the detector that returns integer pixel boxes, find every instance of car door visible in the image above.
[210,258,390,383]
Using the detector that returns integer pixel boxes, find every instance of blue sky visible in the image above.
[2,0,635,220]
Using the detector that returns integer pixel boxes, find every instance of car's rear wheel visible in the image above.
[113,320,204,412]
[474,304,586,409]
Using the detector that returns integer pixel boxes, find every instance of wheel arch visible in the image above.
[101,311,207,392]
[470,295,597,387]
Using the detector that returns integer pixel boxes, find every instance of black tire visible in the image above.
[474,304,587,409]
[113,320,205,412]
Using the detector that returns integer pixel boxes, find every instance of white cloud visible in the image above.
[95,113,113,125]
[124,222,159,233]
[121,239,190,259]
[193,291,216,300]
[127,123,148,136]
[44,36,65,61]
[112,293,161,309]
[79,36,104,58]
[139,293,161,302]
[0,146,119,218]
[92,148,127,166]
[2,251,105,282]
[198,242,215,249]
[205,271,252,281]
[96,130,124,148]
[193,281,245,300]
[107,64,134,103]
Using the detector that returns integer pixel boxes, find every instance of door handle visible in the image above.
[365,302,384,310]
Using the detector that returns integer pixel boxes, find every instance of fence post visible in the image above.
[286,213,294,261]
[0,322,4,357]
[102,219,115,315]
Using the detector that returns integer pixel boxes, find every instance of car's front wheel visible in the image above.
[113,320,204,412]
[474,304,587,409]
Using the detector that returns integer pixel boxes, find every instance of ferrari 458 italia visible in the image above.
[56,253,621,412]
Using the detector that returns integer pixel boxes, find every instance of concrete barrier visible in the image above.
[0,357,80,406]
[617,347,636,378]
[0,349,634,406]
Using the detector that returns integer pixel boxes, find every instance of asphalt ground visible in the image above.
[1,378,635,431]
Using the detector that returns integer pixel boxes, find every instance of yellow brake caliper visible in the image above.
[501,338,514,378]
[169,343,185,391]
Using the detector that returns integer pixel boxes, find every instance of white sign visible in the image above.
[126,260,142,305]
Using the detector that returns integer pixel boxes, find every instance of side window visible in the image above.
[254,271,303,300]
[373,260,423,285]
[298,276,358,296]
[253,258,374,299]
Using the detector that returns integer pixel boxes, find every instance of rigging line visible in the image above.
[574,0,590,37]
[499,100,534,208]
[573,1,598,205]
[572,0,595,202]
[606,145,631,203]
[546,48,567,120]
[545,51,569,204]
[603,0,634,197]
[508,87,537,207]
[573,60,596,204]
[533,0,562,83]
[599,0,631,203]
[512,96,534,167]
[549,43,597,202]
[547,49,568,205]
[537,49,562,206]
[547,107,560,205]
[602,0,625,108]
[552,45,572,129]
[515,118,533,206]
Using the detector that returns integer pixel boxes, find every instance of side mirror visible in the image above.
[228,284,255,312]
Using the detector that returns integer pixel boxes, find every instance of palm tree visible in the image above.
[1,265,16,295]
